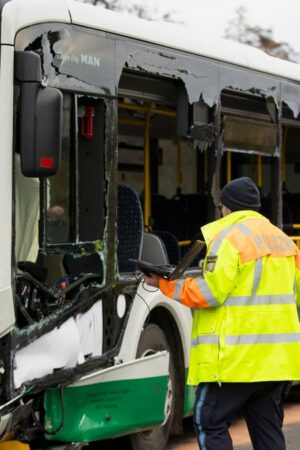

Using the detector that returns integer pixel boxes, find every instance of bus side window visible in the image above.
[46,95,72,244]
[45,95,106,245]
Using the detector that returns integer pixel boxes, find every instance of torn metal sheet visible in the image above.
[281,82,300,119]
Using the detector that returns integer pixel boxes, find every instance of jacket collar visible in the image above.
[201,210,265,245]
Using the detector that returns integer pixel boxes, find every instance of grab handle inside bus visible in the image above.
[15,51,62,177]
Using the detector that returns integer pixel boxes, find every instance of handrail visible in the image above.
[118,118,145,127]
[257,155,262,188]
[226,152,231,183]
[118,102,176,118]
[176,139,182,194]
[144,104,152,228]
[118,101,176,229]
[282,128,288,185]
[178,240,191,247]
[290,236,300,249]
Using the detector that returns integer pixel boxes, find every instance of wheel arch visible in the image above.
[118,287,191,366]
[148,305,186,435]
[118,289,192,435]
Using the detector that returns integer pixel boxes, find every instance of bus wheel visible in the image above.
[130,323,176,450]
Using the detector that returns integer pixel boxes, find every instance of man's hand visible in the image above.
[143,272,160,288]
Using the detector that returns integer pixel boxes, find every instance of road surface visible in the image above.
[167,397,300,450]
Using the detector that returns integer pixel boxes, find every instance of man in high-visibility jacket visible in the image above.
[144,176,300,450]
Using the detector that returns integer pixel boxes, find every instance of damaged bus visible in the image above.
[1,0,300,448]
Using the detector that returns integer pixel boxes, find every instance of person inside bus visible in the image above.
[144,176,300,450]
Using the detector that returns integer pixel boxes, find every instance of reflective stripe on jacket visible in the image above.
[159,210,300,385]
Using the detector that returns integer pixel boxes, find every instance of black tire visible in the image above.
[130,323,176,450]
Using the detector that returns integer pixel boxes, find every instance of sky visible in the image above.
[113,0,300,60]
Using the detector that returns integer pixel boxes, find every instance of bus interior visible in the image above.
[116,70,300,269]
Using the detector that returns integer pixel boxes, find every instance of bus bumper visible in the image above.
[44,351,169,442]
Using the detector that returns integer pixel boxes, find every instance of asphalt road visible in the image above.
[167,396,300,450]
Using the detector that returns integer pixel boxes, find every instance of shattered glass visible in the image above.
[15,23,300,118]
[15,24,116,96]
[115,38,300,118]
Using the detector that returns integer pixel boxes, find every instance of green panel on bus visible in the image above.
[44,376,168,442]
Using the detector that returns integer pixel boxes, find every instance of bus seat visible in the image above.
[17,261,48,283]
[154,230,181,265]
[63,253,103,280]
[39,254,66,285]
[151,194,208,241]
[117,184,143,273]
[141,233,169,265]
[151,195,186,240]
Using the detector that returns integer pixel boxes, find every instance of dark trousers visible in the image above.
[194,381,287,450]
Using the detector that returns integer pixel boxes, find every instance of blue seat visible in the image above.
[117,184,143,273]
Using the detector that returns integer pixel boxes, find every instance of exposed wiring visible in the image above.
[142,280,160,294]
[133,271,159,293]
[0,385,34,411]
[133,270,144,284]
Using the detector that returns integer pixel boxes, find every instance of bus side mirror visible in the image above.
[15,51,62,177]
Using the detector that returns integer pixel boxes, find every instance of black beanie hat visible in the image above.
[220,177,261,212]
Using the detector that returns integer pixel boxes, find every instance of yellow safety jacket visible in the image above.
[159,210,300,385]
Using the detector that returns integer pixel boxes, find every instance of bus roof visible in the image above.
[3,0,300,83]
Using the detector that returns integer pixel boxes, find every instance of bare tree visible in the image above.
[78,0,180,22]
[80,0,112,6]
[225,6,298,62]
